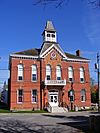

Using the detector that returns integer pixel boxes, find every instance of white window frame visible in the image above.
[68,66,73,82]
[17,89,23,104]
[17,64,23,81]
[46,64,51,80]
[31,65,37,82]
[56,65,61,80]
[81,89,86,102]
[80,67,85,83]
[31,90,37,103]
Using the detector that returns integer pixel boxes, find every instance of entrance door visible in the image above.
[49,91,58,107]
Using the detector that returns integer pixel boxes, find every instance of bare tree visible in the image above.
[33,0,100,8]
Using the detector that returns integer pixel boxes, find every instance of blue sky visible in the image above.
[0,0,100,88]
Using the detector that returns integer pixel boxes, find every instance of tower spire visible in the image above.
[45,21,56,32]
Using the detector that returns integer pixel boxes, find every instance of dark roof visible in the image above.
[15,48,41,56]
[13,45,88,61]
[40,42,65,56]
[45,21,56,32]
[65,52,89,60]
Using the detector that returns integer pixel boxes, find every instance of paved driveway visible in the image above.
[0,111,96,133]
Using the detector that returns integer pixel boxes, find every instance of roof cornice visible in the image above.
[10,54,39,59]
[66,58,90,62]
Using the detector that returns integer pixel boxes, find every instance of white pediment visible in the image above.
[40,43,67,59]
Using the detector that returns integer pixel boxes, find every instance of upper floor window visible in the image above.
[32,65,37,81]
[56,65,61,80]
[52,34,55,38]
[80,67,85,83]
[31,90,37,103]
[46,65,51,80]
[18,64,23,81]
[17,89,23,103]
[81,89,86,102]
[47,34,50,37]
[68,66,73,82]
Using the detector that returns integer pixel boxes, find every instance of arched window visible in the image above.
[80,67,85,83]
[81,89,86,102]
[46,65,51,80]
[18,64,23,81]
[56,65,61,80]
[32,65,37,81]
[68,66,73,82]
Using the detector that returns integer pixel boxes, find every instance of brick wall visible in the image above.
[9,49,91,110]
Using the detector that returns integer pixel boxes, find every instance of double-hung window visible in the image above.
[68,66,73,82]
[56,65,61,80]
[81,89,86,102]
[46,65,51,80]
[18,64,23,81]
[32,65,37,81]
[80,67,85,83]
[68,89,74,102]
[31,90,37,103]
[17,89,23,103]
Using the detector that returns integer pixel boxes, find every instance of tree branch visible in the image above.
[33,0,100,8]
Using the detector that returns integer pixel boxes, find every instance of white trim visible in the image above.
[17,89,23,104]
[31,89,37,103]
[67,58,89,62]
[10,54,38,59]
[40,44,67,59]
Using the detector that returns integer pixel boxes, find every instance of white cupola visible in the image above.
[42,21,57,43]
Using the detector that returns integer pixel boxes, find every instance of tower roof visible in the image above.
[45,21,56,32]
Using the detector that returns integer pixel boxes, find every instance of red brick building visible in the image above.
[9,21,91,111]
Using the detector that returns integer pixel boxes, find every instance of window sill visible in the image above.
[80,81,85,84]
[81,101,86,102]
[31,80,37,83]
[17,80,24,82]
[32,102,37,104]
[17,102,23,104]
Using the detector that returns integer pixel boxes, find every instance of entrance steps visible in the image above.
[47,106,68,113]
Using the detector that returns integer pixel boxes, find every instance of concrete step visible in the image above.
[47,106,68,113]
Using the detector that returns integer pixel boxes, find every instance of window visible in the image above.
[32,90,37,103]
[68,66,73,82]
[32,65,37,81]
[81,89,86,102]
[47,34,50,37]
[80,67,85,83]
[52,34,55,38]
[46,65,51,80]
[18,64,23,81]
[68,89,74,102]
[56,65,61,80]
[17,89,23,103]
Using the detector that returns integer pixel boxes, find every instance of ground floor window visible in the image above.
[32,90,37,103]
[81,89,86,102]
[17,89,23,103]
[68,89,74,102]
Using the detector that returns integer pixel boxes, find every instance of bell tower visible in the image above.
[42,21,57,43]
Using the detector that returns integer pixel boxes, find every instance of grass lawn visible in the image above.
[0,108,48,113]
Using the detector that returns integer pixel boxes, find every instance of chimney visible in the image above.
[76,50,81,56]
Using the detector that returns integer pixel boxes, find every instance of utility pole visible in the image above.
[95,52,100,111]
